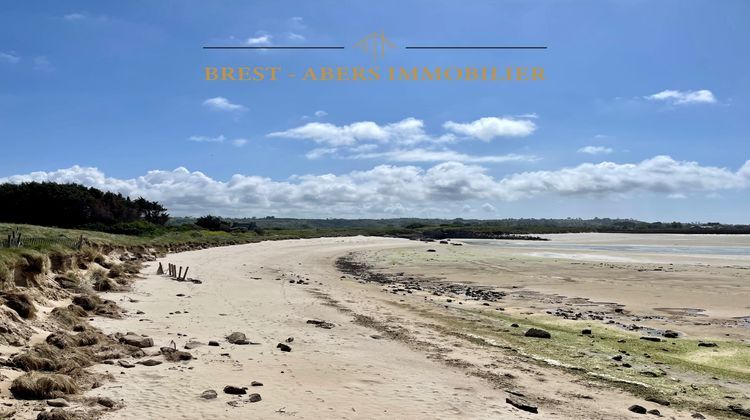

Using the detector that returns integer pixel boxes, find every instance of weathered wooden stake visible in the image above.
[157,262,164,275]
[178,266,182,279]
[182,267,189,280]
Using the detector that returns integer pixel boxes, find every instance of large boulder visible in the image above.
[119,334,153,348]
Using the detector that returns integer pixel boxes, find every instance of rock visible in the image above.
[223,385,247,395]
[639,369,666,377]
[729,404,750,417]
[277,343,292,352]
[97,397,116,408]
[628,405,647,414]
[251,381,263,387]
[506,396,538,414]
[118,360,135,368]
[645,397,670,406]
[647,409,661,416]
[248,393,262,403]
[524,328,551,339]
[200,389,217,400]
[226,332,250,345]
[208,340,220,346]
[46,398,69,408]
[426,249,436,252]
[698,342,718,348]
[640,336,661,342]
[286,337,294,343]
[307,319,335,329]
[510,323,519,328]
[663,330,679,338]
[119,334,154,348]
[691,413,706,419]
[137,359,162,366]
[160,347,193,361]
[612,355,623,361]
[581,329,592,335]
[184,341,203,349]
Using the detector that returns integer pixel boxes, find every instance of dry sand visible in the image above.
[79,234,750,419]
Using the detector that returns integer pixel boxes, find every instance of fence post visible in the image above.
[182,267,189,280]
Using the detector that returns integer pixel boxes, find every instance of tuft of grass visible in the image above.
[2,292,36,319]
[10,372,79,399]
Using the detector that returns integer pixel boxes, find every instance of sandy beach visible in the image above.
[61,234,748,419]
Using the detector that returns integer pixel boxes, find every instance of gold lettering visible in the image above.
[205,67,218,80]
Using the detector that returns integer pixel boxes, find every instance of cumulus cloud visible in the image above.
[0,51,20,64]
[646,89,717,105]
[246,35,272,45]
[314,110,327,117]
[443,117,537,141]
[202,97,247,112]
[288,33,306,41]
[578,146,613,155]
[2,156,747,217]
[189,135,226,143]
[232,138,248,147]
[269,118,437,146]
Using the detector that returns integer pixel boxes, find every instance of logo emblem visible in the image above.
[354,33,396,60]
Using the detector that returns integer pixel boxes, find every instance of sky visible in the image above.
[1,0,749,222]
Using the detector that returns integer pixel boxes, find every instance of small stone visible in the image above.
[97,397,116,408]
[184,341,203,349]
[524,328,551,339]
[510,323,519,328]
[286,337,294,343]
[691,413,706,419]
[46,398,68,408]
[506,396,538,414]
[248,393,262,403]
[137,359,162,366]
[223,385,247,395]
[628,404,647,414]
[277,343,292,352]
[581,329,592,335]
[118,360,135,368]
[612,355,623,361]
[251,381,263,387]
[640,336,661,342]
[698,342,718,348]
[200,389,218,400]
[227,332,250,345]
[647,409,661,416]
[663,330,679,338]
[208,340,220,346]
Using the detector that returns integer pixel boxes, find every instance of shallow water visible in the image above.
[467,240,750,257]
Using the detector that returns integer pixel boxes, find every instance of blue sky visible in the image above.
[1,1,749,221]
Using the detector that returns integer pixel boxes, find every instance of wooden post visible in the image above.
[178,266,183,279]
[182,267,189,280]
[157,262,164,275]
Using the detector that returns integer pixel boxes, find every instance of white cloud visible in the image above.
[481,203,496,212]
[63,13,86,21]
[33,56,54,72]
[578,146,613,155]
[314,110,327,117]
[269,117,453,147]
[288,33,306,41]
[645,89,716,105]
[0,51,20,64]
[246,35,272,45]
[189,135,226,143]
[232,139,248,147]
[305,148,338,159]
[202,97,247,112]
[443,117,537,141]
[3,156,747,217]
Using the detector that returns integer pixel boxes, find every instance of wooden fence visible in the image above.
[1,229,84,250]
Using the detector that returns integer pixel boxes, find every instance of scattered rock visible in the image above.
[729,404,750,417]
[286,337,294,343]
[645,397,670,406]
[506,396,538,414]
[612,355,623,361]
[200,389,218,400]
[119,334,154,348]
[184,341,203,349]
[628,405,647,414]
[524,328,551,339]
[581,329,592,335]
[160,347,193,361]
[698,342,718,348]
[208,340,220,346]
[647,409,661,416]
[227,332,250,345]
[137,359,162,366]
[276,343,292,352]
[306,319,335,329]
[663,330,679,338]
[46,398,69,408]
[97,397,116,408]
[640,336,661,342]
[510,323,519,328]
[248,393,262,403]
[691,413,706,419]
[118,360,135,368]
[223,385,247,395]
[251,381,263,387]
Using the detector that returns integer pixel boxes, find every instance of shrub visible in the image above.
[10,372,79,399]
